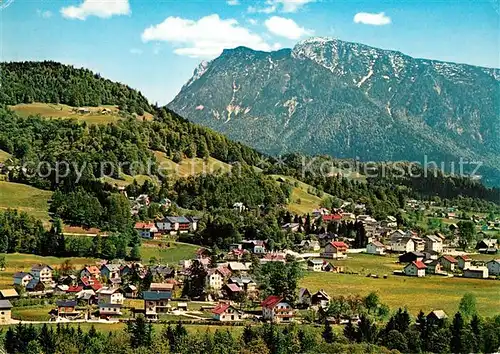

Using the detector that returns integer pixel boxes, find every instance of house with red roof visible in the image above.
[456,255,472,270]
[438,255,458,271]
[261,295,294,323]
[322,214,342,223]
[404,261,427,277]
[134,222,158,238]
[321,241,349,259]
[80,266,101,280]
[211,302,243,321]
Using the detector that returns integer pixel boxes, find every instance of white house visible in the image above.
[463,266,489,279]
[261,295,294,323]
[97,287,124,304]
[134,222,158,238]
[211,303,243,321]
[205,269,223,290]
[424,235,443,253]
[457,255,472,270]
[31,264,53,283]
[13,272,33,287]
[404,261,426,277]
[391,237,415,253]
[366,241,385,255]
[307,259,324,272]
[486,259,500,276]
[321,241,348,259]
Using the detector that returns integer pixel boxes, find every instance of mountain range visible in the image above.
[168,37,500,185]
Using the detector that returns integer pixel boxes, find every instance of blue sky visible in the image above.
[1,0,499,104]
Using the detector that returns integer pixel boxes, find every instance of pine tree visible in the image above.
[451,312,465,353]
[322,320,335,343]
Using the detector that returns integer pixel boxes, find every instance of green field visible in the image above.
[0,181,52,223]
[153,151,232,178]
[0,253,98,289]
[10,103,154,125]
[270,175,334,214]
[301,254,500,317]
[140,241,198,264]
[12,305,52,321]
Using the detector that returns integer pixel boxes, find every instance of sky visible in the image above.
[1,0,499,104]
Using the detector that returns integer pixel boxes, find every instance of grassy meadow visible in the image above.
[0,181,52,224]
[140,240,199,265]
[153,150,233,178]
[301,253,500,317]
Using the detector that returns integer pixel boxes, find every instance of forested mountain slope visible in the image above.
[168,37,500,186]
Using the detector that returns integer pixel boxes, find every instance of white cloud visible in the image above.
[61,0,130,20]
[227,0,240,5]
[141,14,279,58]
[265,16,312,40]
[353,12,391,26]
[247,18,258,25]
[248,0,314,14]
[129,48,143,55]
[36,9,53,19]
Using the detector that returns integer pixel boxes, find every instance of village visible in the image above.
[1,198,498,329]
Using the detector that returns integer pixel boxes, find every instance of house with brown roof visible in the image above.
[211,303,243,321]
[366,241,385,255]
[404,261,426,277]
[0,289,19,300]
[31,264,53,283]
[321,241,348,259]
[56,300,80,318]
[261,295,294,323]
[438,255,458,271]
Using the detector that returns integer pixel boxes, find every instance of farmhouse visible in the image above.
[134,222,158,238]
[211,303,243,321]
[438,255,458,272]
[427,310,448,322]
[0,289,19,300]
[321,241,348,259]
[424,259,443,274]
[149,283,174,298]
[261,295,294,323]
[391,237,415,253]
[399,252,424,264]
[0,300,13,324]
[463,266,489,279]
[144,291,172,317]
[13,272,33,287]
[404,261,426,277]
[123,284,138,298]
[476,239,498,254]
[99,303,122,318]
[156,216,196,234]
[299,239,321,251]
[307,259,324,272]
[456,255,472,270]
[56,300,80,318]
[205,269,223,290]
[311,290,330,308]
[366,241,385,255]
[486,259,500,276]
[97,287,124,304]
[298,288,311,307]
[26,279,45,292]
[31,264,53,283]
[81,266,101,279]
[101,264,121,281]
[424,235,443,253]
